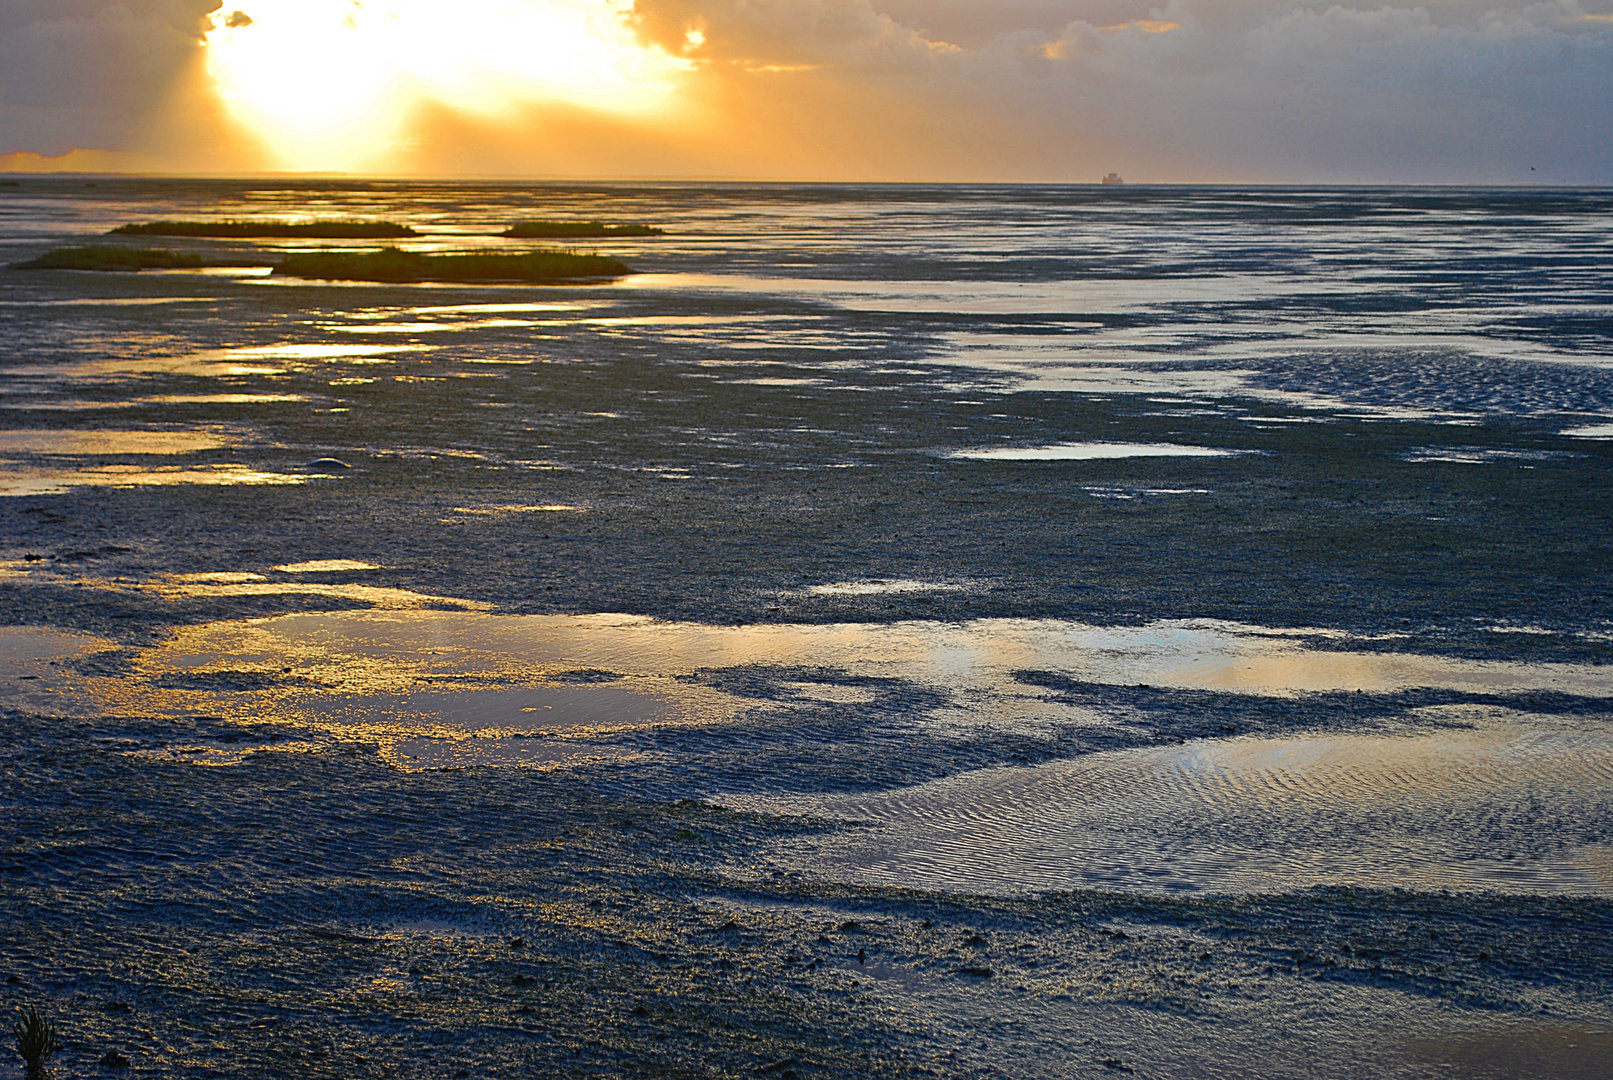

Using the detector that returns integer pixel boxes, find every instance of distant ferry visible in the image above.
[1101,172,1125,185]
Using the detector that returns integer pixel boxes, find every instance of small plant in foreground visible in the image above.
[13,1006,59,1080]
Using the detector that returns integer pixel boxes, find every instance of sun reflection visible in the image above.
[204,0,689,170]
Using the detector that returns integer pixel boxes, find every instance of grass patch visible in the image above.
[112,220,417,239]
[272,247,632,283]
[13,1005,59,1080]
[15,245,205,271]
[502,220,664,239]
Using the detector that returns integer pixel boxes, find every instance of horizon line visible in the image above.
[0,171,1604,190]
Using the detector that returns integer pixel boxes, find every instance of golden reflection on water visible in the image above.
[10,609,1613,734]
[328,320,543,333]
[141,611,1613,702]
[5,607,1613,891]
[0,464,311,497]
[147,579,486,610]
[218,343,433,361]
[0,394,306,411]
[0,430,230,454]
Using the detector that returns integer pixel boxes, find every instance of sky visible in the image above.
[0,0,1610,182]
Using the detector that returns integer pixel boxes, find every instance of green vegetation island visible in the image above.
[14,246,204,271]
[112,220,418,239]
[273,248,633,283]
[502,220,664,239]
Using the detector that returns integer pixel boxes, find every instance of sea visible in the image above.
[1,180,1611,1078]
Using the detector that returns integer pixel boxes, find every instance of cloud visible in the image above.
[632,0,955,71]
[621,0,1613,181]
[0,0,1609,181]
[0,0,221,156]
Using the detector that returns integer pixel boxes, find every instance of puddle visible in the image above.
[804,580,967,597]
[140,394,308,406]
[449,504,579,515]
[16,609,1613,726]
[145,580,485,610]
[3,346,437,388]
[295,685,684,771]
[0,464,312,497]
[0,626,117,667]
[932,333,1260,397]
[1083,485,1212,499]
[0,394,306,410]
[301,685,678,737]
[0,627,121,714]
[142,612,1613,704]
[0,430,230,455]
[168,571,269,584]
[408,302,594,315]
[0,298,214,308]
[784,681,879,704]
[951,442,1234,461]
[216,344,433,361]
[729,724,1613,896]
[1403,447,1575,464]
[176,266,276,278]
[327,320,542,333]
[71,610,1613,771]
[622,272,1339,316]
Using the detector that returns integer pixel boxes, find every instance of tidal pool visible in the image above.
[128,611,1613,703]
[18,606,1612,896]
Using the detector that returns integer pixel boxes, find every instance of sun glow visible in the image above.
[205,0,688,171]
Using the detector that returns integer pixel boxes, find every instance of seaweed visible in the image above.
[502,220,664,239]
[14,245,205,271]
[272,247,632,283]
[111,220,417,239]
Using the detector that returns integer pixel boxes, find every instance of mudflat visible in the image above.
[1,179,1610,1079]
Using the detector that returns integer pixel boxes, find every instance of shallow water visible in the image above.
[7,604,1613,894]
[121,609,1613,703]
[731,722,1613,896]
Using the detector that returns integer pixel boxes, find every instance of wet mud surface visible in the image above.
[4,712,1612,1079]
[3,180,1613,1076]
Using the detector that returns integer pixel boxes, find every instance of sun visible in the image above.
[204,0,689,171]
